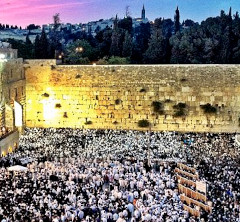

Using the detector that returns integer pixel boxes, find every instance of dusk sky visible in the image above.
[0,0,239,28]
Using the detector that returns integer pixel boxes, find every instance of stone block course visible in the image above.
[24,61,240,133]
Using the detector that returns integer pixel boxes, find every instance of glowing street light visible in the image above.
[76,47,83,53]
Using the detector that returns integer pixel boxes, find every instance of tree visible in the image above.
[49,13,63,58]
[232,40,240,63]
[108,56,130,64]
[27,24,40,30]
[183,19,196,27]
[110,24,121,56]
[132,22,151,63]
[34,35,41,58]
[144,30,168,64]
[34,29,49,59]
[64,39,97,64]
[118,17,133,34]
[26,34,31,45]
[7,38,34,59]
[53,13,61,30]
[25,34,34,59]
[125,5,131,18]
[174,7,180,33]
[122,31,132,57]
[96,27,113,58]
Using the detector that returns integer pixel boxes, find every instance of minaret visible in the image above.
[141,5,145,20]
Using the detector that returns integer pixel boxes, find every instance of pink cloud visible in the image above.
[0,0,96,27]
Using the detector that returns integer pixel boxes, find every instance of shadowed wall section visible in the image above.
[24,60,240,133]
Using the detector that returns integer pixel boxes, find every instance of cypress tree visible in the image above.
[110,15,121,56]
[26,34,34,59]
[144,29,168,64]
[122,31,132,57]
[34,35,41,58]
[174,6,180,33]
[39,28,49,59]
[26,34,32,45]
[229,7,232,17]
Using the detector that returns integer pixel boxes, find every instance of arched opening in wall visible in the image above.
[14,101,23,128]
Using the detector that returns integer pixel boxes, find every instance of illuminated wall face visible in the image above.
[25,60,240,133]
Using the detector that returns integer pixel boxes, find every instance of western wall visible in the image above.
[24,60,240,133]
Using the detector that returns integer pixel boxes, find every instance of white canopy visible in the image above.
[7,165,28,172]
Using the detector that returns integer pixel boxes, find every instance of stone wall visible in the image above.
[0,130,19,156]
[0,58,25,130]
[25,60,240,133]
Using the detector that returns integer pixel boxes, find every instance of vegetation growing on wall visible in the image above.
[180,78,187,82]
[138,119,150,128]
[173,102,187,117]
[55,103,61,108]
[63,112,68,118]
[115,99,121,105]
[164,99,172,103]
[25,64,240,132]
[85,120,93,125]
[139,88,146,93]
[201,103,217,114]
[51,65,56,70]
[152,101,164,114]
[42,93,49,97]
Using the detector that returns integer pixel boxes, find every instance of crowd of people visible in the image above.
[0,128,239,222]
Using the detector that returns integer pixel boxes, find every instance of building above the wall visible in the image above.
[0,42,18,60]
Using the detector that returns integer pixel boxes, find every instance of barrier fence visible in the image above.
[177,163,196,174]
[175,163,212,217]
[177,175,196,188]
[180,194,212,212]
[178,184,207,202]
[183,204,200,217]
[175,167,199,180]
